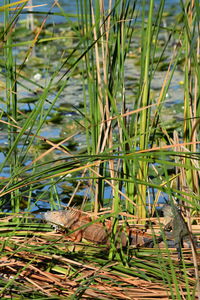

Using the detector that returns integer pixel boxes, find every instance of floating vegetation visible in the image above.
[0,0,200,298]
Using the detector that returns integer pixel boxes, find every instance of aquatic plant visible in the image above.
[0,0,199,298]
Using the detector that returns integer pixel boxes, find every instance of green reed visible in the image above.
[3,0,28,212]
[0,0,199,225]
[0,0,200,297]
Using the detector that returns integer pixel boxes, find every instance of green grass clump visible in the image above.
[0,0,200,298]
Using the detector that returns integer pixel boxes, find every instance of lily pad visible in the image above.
[19,96,39,103]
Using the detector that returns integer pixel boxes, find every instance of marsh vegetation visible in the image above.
[0,0,200,298]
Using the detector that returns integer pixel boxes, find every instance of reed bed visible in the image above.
[0,0,200,298]
[0,213,199,299]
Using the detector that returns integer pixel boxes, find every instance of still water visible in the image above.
[0,0,181,24]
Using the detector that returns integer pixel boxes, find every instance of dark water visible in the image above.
[0,0,183,210]
[0,0,76,24]
[0,0,181,24]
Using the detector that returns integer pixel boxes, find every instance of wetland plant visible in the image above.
[0,0,199,298]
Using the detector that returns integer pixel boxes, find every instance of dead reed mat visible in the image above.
[0,216,199,299]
